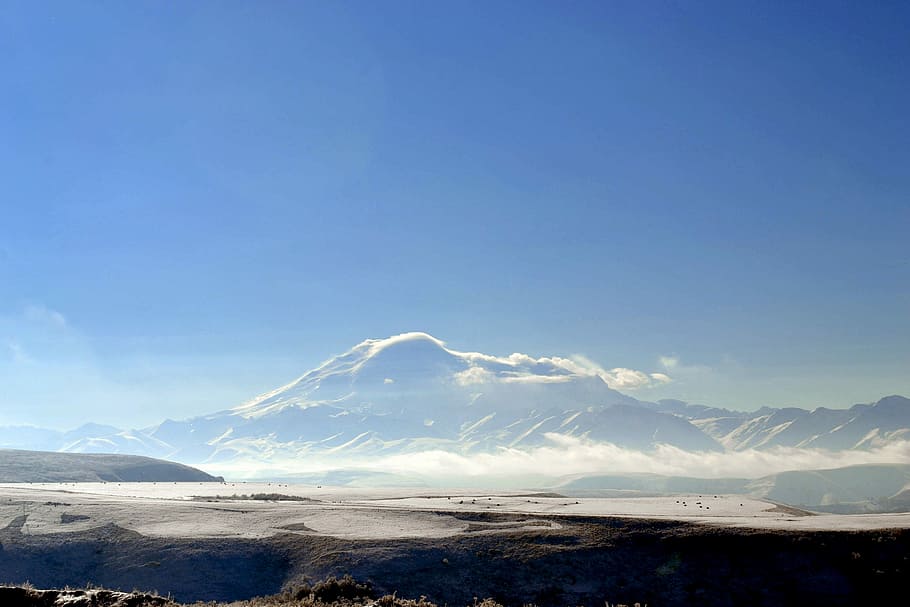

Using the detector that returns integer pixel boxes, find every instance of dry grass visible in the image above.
[190,493,320,503]
[1,577,647,607]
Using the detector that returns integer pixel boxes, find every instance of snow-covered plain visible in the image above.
[2,482,909,540]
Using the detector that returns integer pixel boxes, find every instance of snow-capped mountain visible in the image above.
[50,332,719,462]
[3,332,909,472]
[659,395,910,450]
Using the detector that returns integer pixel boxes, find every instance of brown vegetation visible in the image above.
[0,585,172,606]
[0,578,645,607]
[191,494,320,503]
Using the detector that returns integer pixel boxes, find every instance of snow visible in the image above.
[2,482,908,542]
[28,333,910,485]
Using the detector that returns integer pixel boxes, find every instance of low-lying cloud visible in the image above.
[204,433,910,484]
[361,435,910,480]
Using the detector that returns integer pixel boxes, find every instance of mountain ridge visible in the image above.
[2,333,908,475]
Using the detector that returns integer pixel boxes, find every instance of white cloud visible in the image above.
[24,304,67,329]
[450,344,670,391]
[204,434,910,483]
[357,332,447,358]
[659,355,711,376]
[0,304,73,367]
[650,372,672,384]
[318,331,672,391]
[604,368,657,390]
[7,341,33,364]
[659,355,679,371]
[356,434,910,480]
[564,355,672,390]
[454,366,496,386]
[383,378,395,385]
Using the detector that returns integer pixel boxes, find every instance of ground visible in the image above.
[0,482,908,606]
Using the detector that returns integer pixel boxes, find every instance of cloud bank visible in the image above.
[361,436,910,480]
[204,433,910,483]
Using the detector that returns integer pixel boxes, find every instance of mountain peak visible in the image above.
[353,332,448,356]
[351,332,453,366]
[876,395,910,407]
[27,330,909,470]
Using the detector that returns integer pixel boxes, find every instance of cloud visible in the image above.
[1,304,70,366]
[659,356,679,371]
[453,355,665,389]
[383,378,395,385]
[650,372,672,384]
[316,331,672,391]
[204,434,910,483]
[659,355,711,376]
[454,366,496,386]
[359,435,910,480]
[356,332,447,358]
[7,341,33,364]
[447,342,670,390]
[23,304,67,329]
[563,355,672,390]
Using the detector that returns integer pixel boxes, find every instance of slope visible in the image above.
[0,449,223,483]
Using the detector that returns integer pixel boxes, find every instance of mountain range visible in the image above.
[3,332,909,474]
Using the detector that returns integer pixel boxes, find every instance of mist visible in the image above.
[201,433,910,486]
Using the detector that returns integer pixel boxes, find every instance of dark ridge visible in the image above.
[0,448,223,483]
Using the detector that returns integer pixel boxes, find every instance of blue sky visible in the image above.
[1,1,908,428]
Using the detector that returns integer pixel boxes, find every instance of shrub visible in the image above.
[282,575,374,605]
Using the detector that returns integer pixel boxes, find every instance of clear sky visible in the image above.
[1,1,908,429]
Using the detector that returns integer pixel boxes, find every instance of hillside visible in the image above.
[0,449,223,483]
